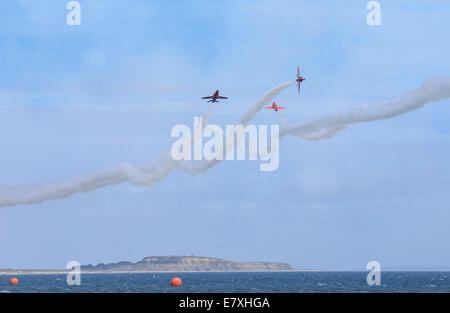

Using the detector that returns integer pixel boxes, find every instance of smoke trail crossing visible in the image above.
[178,80,295,174]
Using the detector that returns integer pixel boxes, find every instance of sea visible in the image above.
[0,272,448,293]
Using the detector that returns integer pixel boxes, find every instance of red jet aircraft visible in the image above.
[264,102,285,112]
[201,90,228,103]
[296,66,306,94]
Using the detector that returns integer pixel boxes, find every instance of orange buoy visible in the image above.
[9,277,18,285]
[170,277,182,287]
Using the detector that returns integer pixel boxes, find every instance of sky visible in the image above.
[0,0,449,270]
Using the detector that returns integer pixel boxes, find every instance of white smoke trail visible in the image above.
[0,105,213,208]
[280,77,450,140]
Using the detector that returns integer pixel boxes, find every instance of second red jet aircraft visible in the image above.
[264,102,285,112]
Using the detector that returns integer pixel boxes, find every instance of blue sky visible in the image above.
[0,0,449,270]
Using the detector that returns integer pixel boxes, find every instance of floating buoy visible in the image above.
[9,278,18,285]
[170,277,182,287]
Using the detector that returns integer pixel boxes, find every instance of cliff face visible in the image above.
[81,256,293,272]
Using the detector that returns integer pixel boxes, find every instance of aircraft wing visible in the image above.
[201,96,214,99]
[217,96,228,99]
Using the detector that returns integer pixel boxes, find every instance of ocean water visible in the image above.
[0,272,448,293]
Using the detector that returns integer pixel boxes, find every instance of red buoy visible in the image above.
[9,277,18,285]
[170,277,182,287]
